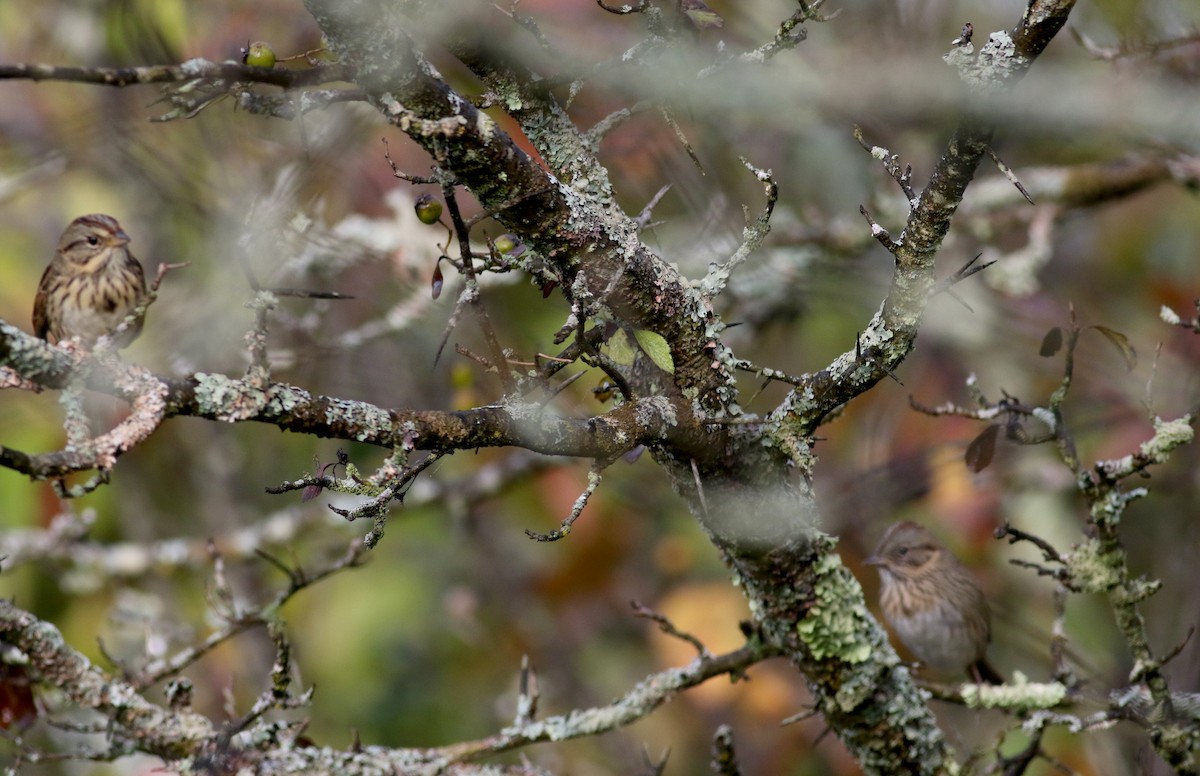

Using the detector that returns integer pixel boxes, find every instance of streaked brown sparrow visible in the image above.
[866,520,1003,684]
[32,214,147,349]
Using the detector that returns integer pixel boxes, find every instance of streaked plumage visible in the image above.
[33,214,147,349]
[866,520,1002,684]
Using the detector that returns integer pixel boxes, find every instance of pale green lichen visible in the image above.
[961,673,1067,712]
[264,386,301,414]
[870,678,952,772]
[194,372,267,422]
[953,31,1026,88]
[796,552,877,701]
[1065,537,1122,593]
[1146,416,1194,455]
[635,395,677,429]
[320,399,393,442]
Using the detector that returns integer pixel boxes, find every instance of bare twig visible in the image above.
[858,204,894,250]
[988,146,1036,205]
[134,540,368,688]
[525,462,606,541]
[854,126,916,205]
[700,159,778,297]
[422,641,781,768]
[631,600,712,659]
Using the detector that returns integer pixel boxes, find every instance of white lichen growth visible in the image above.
[961,673,1068,712]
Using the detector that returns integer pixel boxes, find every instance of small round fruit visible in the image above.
[243,41,277,68]
[494,234,517,254]
[415,193,443,225]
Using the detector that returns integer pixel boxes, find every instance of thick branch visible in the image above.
[778,0,1077,436]
[289,3,1081,774]
[0,321,681,476]
[0,600,213,759]
[301,0,737,419]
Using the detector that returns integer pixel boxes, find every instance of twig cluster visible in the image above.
[911,307,1199,771]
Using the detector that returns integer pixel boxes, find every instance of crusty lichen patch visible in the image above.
[796,551,882,710]
[960,673,1067,712]
[1065,537,1122,593]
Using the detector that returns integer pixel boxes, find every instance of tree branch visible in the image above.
[0,320,683,476]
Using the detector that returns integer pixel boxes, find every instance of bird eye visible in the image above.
[897,547,908,556]
[86,235,100,246]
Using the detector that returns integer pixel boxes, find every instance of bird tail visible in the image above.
[972,659,1004,685]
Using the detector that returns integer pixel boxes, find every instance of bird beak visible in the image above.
[110,229,131,247]
[864,554,882,567]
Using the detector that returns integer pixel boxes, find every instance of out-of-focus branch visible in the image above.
[963,152,1200,213]
[0,595,776,773]
[1,449,553,580]
[0,60,353,89]
[913,309,1200,769]
[772,0,1077,440]
[0,600,213,760]
[420,642,782,769]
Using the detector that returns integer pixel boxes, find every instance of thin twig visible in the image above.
[442,176,516,393]
[525,462,606,541]
[631,600,712,659]
[988,146,1036,205]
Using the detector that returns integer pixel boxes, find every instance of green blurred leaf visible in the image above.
[605,328,638,366]
[603,328,675,373]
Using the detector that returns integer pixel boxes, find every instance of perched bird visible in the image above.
[866,520,1003,684]
[33,214,147,349]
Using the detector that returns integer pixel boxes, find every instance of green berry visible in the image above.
[243,41,277,68]
[494,234,517,254]
[415,193,443,225]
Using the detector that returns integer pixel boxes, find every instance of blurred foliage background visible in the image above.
[0,0,1198,774]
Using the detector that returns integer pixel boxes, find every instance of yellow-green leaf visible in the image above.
[605,329,638,366]
[632,329,675,374]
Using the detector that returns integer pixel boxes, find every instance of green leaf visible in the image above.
[632,329,675,374]
[605,329,638,366]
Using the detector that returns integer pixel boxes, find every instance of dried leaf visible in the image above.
[1090,325,1137,371]
[965,424,1000,472]
[0,665,36,729]
[302,483,323,501]
[431,263,444,300]
[1039,327,1063,357]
